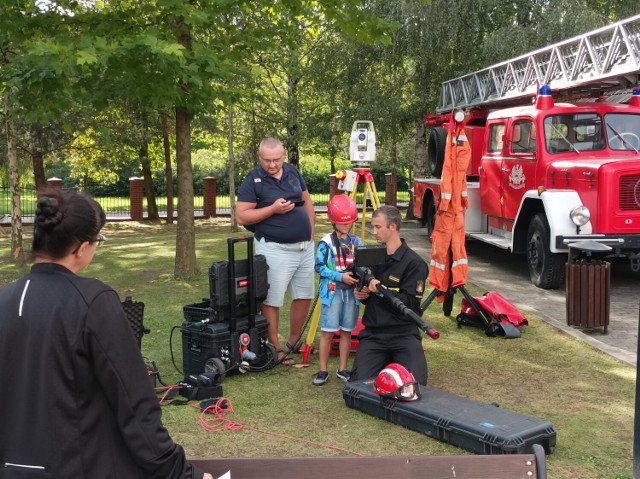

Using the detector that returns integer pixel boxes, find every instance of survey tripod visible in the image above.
[337,167,381,241]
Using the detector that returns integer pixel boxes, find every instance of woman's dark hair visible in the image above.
[32,189,106,260]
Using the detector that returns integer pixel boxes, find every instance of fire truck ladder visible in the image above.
[438,14,640,113]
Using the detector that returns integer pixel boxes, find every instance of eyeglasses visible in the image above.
[92,233,107,247]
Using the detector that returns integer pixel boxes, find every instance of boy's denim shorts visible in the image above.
[321,288,358,333]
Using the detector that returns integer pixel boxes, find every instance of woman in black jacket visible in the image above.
[0,190,212,479]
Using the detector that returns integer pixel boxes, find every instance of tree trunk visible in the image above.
[173,16,196,277]
[406,122,428,221]
[228,104,238,232]
[391,136,398,174]
[30,123,47,191]
[32,151,46,192]
[139,112,158,221]
[140,145,159,221]
[286,53,300,167]
[6,108,23,261]
[174,106,197,277]
[161,109,174,224]
[413,121,428,178]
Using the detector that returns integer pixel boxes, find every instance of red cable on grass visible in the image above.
[196,398,363,456]
[156,384,182,404]
[199,398,244,432]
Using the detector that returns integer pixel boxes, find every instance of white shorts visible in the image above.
[255,238,315,308]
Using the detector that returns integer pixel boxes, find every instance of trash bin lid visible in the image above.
[567,240,612,253]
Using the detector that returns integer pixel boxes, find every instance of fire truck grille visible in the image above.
[619,175,640,211]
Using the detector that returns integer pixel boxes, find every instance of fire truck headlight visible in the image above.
[570,205,590,226]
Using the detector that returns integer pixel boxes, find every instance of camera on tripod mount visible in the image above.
[349,120,376,165]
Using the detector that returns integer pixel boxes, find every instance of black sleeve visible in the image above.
[85,291,204,479]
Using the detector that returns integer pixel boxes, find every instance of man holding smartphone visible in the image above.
[236,137,315,365]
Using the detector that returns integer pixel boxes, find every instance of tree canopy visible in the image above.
[2,0,639,270]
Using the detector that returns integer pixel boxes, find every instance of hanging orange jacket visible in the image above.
[429,120,471,292]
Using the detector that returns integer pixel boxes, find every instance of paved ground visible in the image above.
[397,221,639,367]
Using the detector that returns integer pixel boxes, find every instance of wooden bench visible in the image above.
[190,444,547,479]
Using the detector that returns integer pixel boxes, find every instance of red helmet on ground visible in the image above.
[327,194,357,224]
[373,363,421,401]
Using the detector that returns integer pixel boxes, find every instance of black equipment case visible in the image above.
[181,237,273,377]
[122,296,148,350]
[343,379,556,455]
[183,250,269,323]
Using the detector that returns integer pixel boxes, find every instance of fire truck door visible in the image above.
[501,119,537,220]
[479,121,506,219]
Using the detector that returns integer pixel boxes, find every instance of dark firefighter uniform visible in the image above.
[349,239,429,385]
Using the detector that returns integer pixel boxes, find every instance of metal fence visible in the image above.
[1,186,405,222]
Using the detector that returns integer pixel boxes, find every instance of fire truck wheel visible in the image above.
[428,127,447,178]
[526,214,564,289]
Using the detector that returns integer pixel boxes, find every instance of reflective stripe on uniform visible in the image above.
[451,258,468,268]
[430,260,446,271]
[441,192,452,200]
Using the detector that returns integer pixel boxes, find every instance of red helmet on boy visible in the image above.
[327,195,357,224]
[373,363,421,401]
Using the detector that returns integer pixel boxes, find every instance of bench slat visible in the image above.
[190,454,541,479]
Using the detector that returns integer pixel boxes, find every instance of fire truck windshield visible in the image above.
[544,113,603,154]
[605,113,640,152]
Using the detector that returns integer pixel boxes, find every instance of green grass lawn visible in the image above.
[0,218,634,479]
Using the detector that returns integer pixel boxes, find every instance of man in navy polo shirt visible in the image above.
[236,137,315,365]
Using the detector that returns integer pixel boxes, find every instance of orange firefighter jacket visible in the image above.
[429,122,471,292]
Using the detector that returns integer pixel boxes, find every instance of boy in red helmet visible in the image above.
[312,194,363,386]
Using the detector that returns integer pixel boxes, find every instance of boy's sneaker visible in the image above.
[312,371,329,386]
[336,369,351,382]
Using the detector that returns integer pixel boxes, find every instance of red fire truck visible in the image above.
[413,14,640,289]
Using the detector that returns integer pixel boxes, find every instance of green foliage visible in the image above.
[4,0,640,216]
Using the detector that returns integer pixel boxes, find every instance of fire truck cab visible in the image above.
[413,15,640,289]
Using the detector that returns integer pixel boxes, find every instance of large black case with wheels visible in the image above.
[343,379,556,455]
[181,237,275,377]
[181,316,270,376]
[207,253,269,320]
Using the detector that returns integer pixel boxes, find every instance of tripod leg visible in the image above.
[301,293,321,365]
[457,285,490,326]
[443,289,455,317]
[358,184,368,241]
[420,288,440,313]
[368,180,381,210]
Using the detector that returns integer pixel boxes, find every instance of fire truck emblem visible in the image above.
[509,164,526,189]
